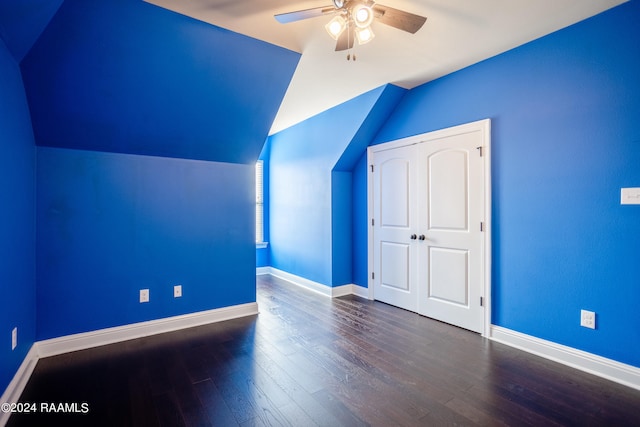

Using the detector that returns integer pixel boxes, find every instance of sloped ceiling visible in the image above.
[19,0,300,164]
[145,0,628,134]
[0,0,63,62]
[333,84,405,171]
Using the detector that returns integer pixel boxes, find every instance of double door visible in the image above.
[369,121,489,333]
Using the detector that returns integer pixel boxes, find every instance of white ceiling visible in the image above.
[145,0,626,134]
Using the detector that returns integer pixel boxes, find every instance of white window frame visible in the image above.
[256,160,267,247]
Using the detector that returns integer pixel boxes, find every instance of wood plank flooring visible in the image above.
[7,274,640,426]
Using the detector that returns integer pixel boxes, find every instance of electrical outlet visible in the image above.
[140,289,150,303]
[580,309,596,329]
[12,327,17,351]
[174,284,182,298]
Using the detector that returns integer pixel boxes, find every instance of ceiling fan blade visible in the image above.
[335,26,354,51]
[275,5,335,24]
[373,4,426,34]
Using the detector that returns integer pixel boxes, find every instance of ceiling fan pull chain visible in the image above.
[346,26,356,61]
[346,21,351,61]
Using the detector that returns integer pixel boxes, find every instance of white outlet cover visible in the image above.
[174,285,182,298]
[580,309,596,329]
[621,187,640,205]
[140,289,150,303]
[12,327,17,350]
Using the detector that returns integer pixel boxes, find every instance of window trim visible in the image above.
[256,160,265,245]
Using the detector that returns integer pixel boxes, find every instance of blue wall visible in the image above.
[371,1,640,367]
[351,151,370,288]
[268,85,404,286]
[36,147,256,340]
[331,171,353,285]
[20,0,299,164]
[0,39,37,395]
[1,0,298,397]
[18,0,297,341]
[2,0,637,399]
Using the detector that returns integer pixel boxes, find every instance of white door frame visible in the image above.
[367,119,492,337]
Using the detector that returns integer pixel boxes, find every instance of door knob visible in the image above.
[419,234,426,240]
[410,234,417,240]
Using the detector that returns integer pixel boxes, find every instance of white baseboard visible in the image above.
[333,283,369,299]
[266,268,640,390]
[0,301,259,422]
[490,325,640,391]
[331,284,360,298]
[269,267,333,296]
[331,283,356,297]
[266,267,640,390]
[256,266,270,275]
[0,345,40,426]
[267,267,369,299]
[38,302,259,358]
[350,284,370,298]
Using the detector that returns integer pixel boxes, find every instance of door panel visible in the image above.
[380,159,410,227]
[428,150,468,231]
[428,247,469,306]
[380,242,410,291]
[372,145,417,312]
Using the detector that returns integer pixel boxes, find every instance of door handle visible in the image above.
[419,234,426,241]
[410,234,417,240]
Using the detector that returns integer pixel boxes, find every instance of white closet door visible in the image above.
[370,120,488,334]
[416,131,485,333]
[372,144,418,312]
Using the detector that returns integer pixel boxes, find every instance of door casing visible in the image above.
[367,119,492,337]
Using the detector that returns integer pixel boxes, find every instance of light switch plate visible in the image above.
[621,187,640,205]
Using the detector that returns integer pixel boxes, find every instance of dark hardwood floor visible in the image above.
[8,274,640,426]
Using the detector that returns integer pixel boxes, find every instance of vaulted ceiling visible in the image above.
[9,0,300,164]
[0,0,628,162]
[145,0,627,133]
[0,0,63,62]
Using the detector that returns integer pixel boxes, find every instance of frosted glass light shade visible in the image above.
[355,26,375,44]
[353,4,374,28]
[325,15,347,40]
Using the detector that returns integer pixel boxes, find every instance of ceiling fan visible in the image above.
[275,0,426,55]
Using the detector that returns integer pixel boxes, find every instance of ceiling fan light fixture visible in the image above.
[355,25,375,44]
[275,2,427,54]
[352,4,374,28]
[325,15,347,40]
